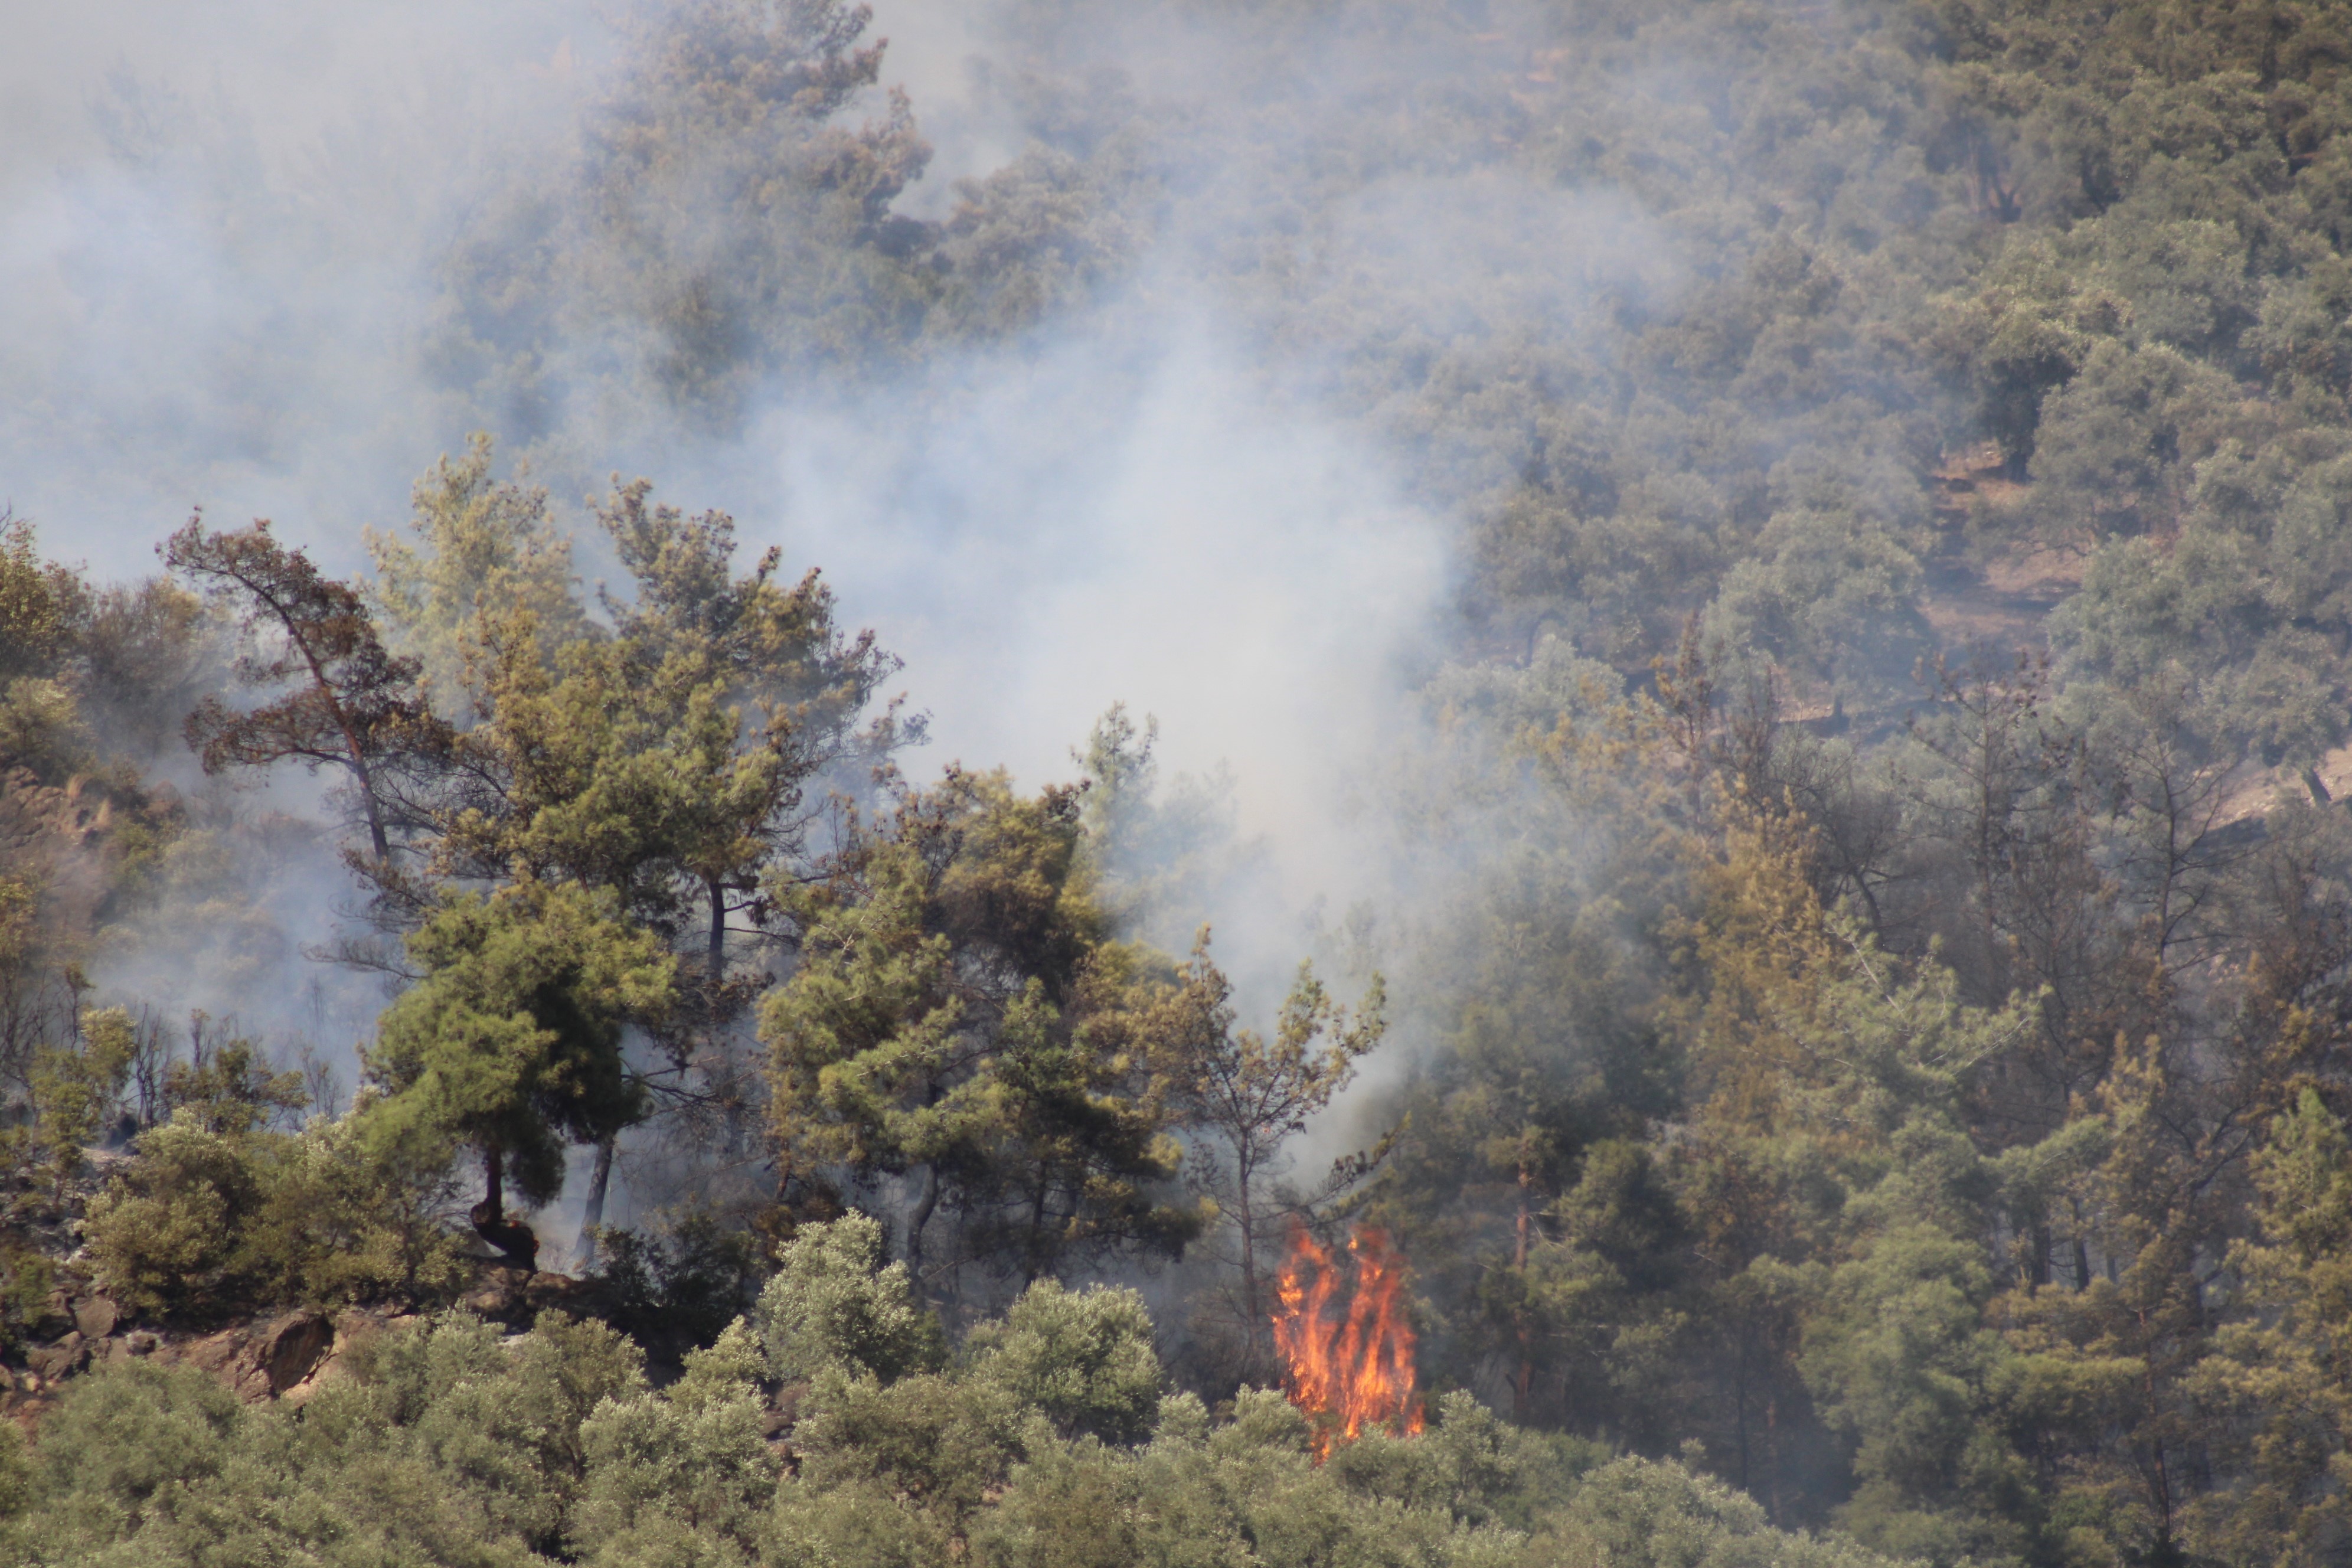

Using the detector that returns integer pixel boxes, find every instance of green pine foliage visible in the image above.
[85,1110,471,1322]
[363,878,677,1220]
[760,769,1205,1295]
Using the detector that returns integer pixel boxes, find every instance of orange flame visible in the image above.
[1271,1224,1424,1459]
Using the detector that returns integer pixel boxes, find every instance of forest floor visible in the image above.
[1921,441,2083,659]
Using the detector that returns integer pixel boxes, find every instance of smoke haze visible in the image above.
[2,1,1582,1024]
[0,0,593,558]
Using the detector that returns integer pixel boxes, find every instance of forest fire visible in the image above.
[1271,1224,1424,1459]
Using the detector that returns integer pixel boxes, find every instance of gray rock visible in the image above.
[27,1333,87,1380]
[181,1328,243,1376]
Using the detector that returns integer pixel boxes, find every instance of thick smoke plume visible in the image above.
[3,1,1621,1243]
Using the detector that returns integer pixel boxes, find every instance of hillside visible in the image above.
[9,1,2352,1564]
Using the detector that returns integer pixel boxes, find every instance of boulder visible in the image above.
[258,1313,334,1396]
[26,1333,86,1381]
[181,1328,244,1377]
[72,1296,117,1340]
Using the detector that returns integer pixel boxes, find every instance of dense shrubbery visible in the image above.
[84,1112,470,1322]
[0,1216,1889,1568]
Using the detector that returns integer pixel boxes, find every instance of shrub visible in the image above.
[966,1280,1163,1445]
[0,1244,61,1357]
[18,1007,135,1201]
[84,1110,469,1321]
[589,1209,762,1350]
[754,1213,943,1386]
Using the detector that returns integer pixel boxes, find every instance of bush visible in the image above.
[573,1320,778,1560]
[10,1310,644,1566]
[21,1358,244,1559]
[15,1008,134,1203]
[0,1245,62,1357]
[0,677,93,781]
[84,1109,469,1321]
[4,1250,1923,1568]
[754,1213,943,1386]
[1530,1455,1905,1568]
[966,1280,1162,1445]
[589,1209,762,1350]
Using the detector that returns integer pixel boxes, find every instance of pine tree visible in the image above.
[761,770,1201,1296]
[167,516,450,864]
[362,878,676,1264]
[2187,1089,2352,1565]
[1170,935,1384,1378]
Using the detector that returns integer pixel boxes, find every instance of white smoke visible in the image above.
[3,0,1671,1236]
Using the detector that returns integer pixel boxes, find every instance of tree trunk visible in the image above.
[708,878,727,979]
[905,1164,940,1292]
[1021,1170,1053,1287]
[482,1144,504,1226]
[1733,1349,1750,1491]
[1237,1161,1259,1357]
[576,1138,616,1268]
[1513,1159,1534,1421]
[354,760,390,862]
[278,619,386,863]
[470,1145,539,1271]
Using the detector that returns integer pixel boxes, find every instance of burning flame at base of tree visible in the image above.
[1272,1224,1424,1459]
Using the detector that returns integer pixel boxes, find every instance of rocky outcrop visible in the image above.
[0,1258,638,1430]
[4,1301,400,1425]
[178,1310,342,1402]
